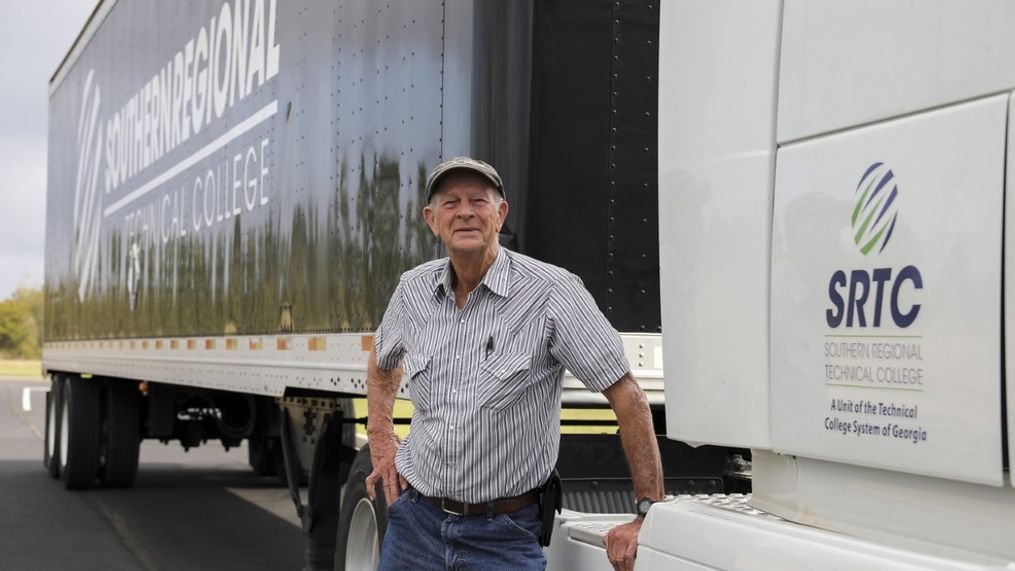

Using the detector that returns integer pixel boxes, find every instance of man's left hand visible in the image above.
[604,517,643,571]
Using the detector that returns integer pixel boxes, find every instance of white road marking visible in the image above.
[21,386,49,412]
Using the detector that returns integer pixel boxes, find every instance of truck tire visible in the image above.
[44,375,63,478]
[59,375,102,489]
[248,437,279,476]
[335,445,389,571]
[100,379,141,487]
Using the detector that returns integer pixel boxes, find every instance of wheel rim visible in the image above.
[345,497,380,570]
[59,390,70,468]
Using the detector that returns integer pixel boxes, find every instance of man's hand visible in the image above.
[602,373,663,571]
[366,349,408,507]
[365,430,408,507]
[604,517,643,571]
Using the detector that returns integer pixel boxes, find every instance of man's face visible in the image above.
[423,172,508,257]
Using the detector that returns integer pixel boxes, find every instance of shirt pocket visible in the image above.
[503,318,547,355]
[404,352,434,411]
[476,352,532,412]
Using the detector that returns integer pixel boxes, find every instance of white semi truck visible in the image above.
[546,1,1015,569]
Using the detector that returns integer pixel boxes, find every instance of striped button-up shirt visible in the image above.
[374,248,630,503]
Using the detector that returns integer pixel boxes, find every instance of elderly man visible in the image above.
[366,156,663,571]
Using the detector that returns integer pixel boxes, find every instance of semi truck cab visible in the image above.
[547,1,1015,569]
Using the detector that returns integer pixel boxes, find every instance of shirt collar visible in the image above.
[433,248,512,299]
[435,262,454,299]
[481,248,511,297]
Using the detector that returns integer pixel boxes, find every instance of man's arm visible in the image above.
[364,349,407,507]
[602,372,664,571]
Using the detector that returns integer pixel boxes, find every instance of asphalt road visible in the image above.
[0,377,306,571]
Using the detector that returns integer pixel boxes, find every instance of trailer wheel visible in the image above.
[59,375,102,489]
[248,437,279,476]
[44,375,63,478]
[100,379,141,487]
[335,445,388,571]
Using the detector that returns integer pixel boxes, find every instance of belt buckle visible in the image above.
[440,497,466,516]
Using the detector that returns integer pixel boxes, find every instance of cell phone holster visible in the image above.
[537,469,563,547]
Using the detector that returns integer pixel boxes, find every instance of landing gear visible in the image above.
[277,397,358,570]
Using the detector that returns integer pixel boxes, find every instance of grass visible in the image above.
[351,398,617,439]
[0,359,43,379]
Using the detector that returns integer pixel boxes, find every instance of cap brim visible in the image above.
[426,167,504,201]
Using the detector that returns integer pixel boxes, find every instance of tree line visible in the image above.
[0,287,43,359]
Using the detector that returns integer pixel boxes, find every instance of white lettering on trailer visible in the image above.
[125,134,272,259]
[102,0,280,197]
[105,99,276,218]
[71,0,282,305]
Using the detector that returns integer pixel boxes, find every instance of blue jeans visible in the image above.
[378,488,545,570]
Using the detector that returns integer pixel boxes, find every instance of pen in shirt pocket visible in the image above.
[485,336,494,360]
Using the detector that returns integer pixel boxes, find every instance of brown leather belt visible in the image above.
[425,492,539,516]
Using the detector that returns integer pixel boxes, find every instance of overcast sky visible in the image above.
[0,1,96,299]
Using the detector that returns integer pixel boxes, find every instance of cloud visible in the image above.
[0,251,45,298]
[0,138,48,299]
[0,2,85,140]
[0,1,95,299]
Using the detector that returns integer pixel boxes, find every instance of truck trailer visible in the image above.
[42,1,740,569]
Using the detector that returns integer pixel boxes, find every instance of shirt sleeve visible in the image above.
[374,280,407,370]
[547,273,630,392]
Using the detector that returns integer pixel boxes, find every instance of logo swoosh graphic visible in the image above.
[73,69,104,301]
[852,162,900,256]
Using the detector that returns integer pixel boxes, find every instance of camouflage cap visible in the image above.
[425,156,505,202]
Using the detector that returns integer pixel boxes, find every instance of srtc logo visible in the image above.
[826,162,922,329]
[851,162,899,255]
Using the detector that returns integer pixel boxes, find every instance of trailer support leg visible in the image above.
[279,406,356,570]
